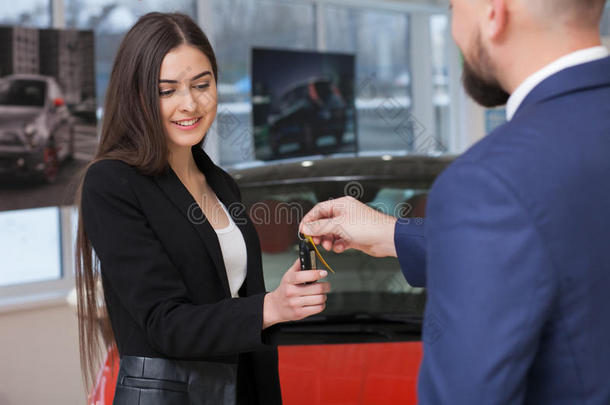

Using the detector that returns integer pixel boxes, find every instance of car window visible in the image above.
[47,80,60,101]
[0,79,47,107]
[313,80,332,101]
[241,182,427,320]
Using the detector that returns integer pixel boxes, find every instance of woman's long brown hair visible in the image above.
[73,12,217,391]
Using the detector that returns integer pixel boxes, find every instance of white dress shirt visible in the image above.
[214,198,247,298]
[506,46,609,121]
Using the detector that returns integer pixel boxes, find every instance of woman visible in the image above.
[74,12,329,405]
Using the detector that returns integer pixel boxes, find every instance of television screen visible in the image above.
[252,47,357,160]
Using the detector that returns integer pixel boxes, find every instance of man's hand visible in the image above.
[299,196,398,258]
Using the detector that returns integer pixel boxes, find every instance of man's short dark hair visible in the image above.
[549,0,607,27]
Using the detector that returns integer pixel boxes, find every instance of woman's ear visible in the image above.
[485,0,509,42]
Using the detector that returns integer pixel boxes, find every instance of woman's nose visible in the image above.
[178,89,197,112]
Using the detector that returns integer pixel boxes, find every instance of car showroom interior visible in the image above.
[1,0,610,404]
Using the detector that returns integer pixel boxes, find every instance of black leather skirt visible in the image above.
[113,356,238,405]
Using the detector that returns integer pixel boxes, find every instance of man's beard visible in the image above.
[461,34,510,108]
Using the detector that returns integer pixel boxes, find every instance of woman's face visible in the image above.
[158,44,217,151]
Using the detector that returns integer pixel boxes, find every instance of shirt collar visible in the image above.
[506,46,609,121]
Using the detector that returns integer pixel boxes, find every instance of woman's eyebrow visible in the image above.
[159,71,212,84]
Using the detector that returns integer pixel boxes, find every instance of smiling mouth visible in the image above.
[172,117,202,127]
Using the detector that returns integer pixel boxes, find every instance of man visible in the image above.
[300,0,610,403]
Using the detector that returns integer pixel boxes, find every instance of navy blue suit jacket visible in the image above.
[394,57,610,404]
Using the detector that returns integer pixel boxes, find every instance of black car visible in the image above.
[228,153,453,344]
[268,78,347,157]
[0,74,75,183]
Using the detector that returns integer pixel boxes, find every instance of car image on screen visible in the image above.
[0,74,75,183]
[252,47,357,161]
[268,78,347,157]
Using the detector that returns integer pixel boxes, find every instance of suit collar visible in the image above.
[513,56,610,120]
[152,146,235,297]
[506,46,609,121]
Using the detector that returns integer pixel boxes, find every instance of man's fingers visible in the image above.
[301,200,337,228]
[301,218,341,239]
[322,237,333,251]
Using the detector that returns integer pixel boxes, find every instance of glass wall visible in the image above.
[210,0,316,165]
[0,0,50,28]
[0,207,61,286]
[65,0,197,112]
[0,0,453,293]
[324,6,412,154]
[430,13,450,151]
[0,0,57,288]
[601,2,610,38]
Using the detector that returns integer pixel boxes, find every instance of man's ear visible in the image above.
[485,0,508,41]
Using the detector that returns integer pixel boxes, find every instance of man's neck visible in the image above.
[500,32,602,94]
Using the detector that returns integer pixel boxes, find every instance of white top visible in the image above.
[506,46,609,121]
[213,198,247,298]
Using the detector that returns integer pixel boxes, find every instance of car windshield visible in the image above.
[240,180,429,320]
[0,79,46,107]
[313,81,332,101]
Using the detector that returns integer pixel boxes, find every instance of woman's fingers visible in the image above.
[285,258,301,273]
[297,304,326,319]
[264,261,332,327]
[294,281,331,296]
[296,294,328,307]
[289,269,327,285]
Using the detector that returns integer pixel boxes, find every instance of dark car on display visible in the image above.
[0,74,75,183]
[268,78,348,157]
[88,153,454,405]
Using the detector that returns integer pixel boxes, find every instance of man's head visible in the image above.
[450,0,606,107]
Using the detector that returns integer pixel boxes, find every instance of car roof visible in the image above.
[228,153,455,188]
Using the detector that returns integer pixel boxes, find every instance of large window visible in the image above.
[324,6,413,153]
[0,0,50,28]
[210,1,452,166]
[0,0,453,300]
[602,2,610,39]
[210,0,316,166]
[430,13,451,151]
[65,0,197,112]
[0,207,61,287]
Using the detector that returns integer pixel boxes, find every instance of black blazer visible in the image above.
[81,146,281,404]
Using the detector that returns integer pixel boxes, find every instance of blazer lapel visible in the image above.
[192,146,267,296]
[152,149,232,298]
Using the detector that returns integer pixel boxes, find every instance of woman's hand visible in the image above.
[263,259,330,329]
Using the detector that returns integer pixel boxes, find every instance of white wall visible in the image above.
[0,301,86,405]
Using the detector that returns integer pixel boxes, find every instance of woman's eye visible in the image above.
[194,83,210,90]
[159,89,174,97]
